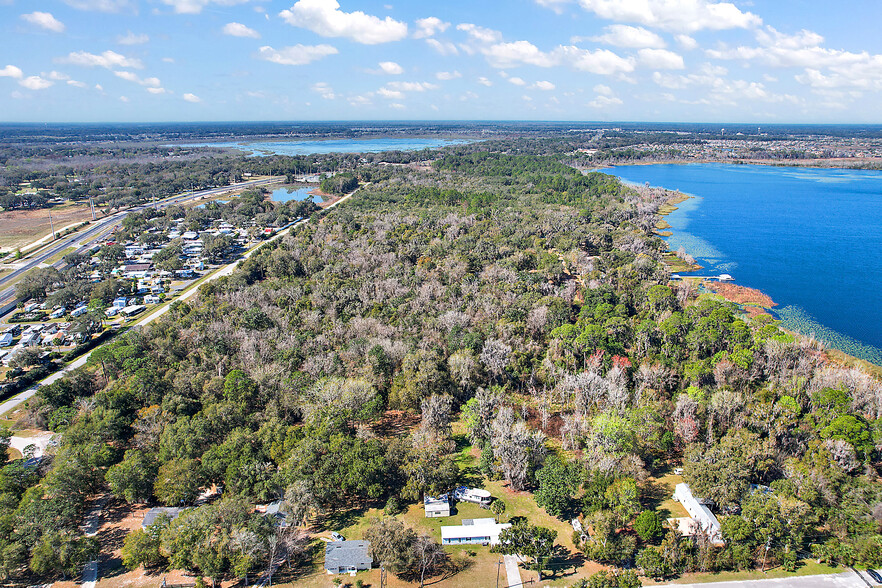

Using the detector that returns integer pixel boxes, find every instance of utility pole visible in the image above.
[497,558,502,588]
[48,210,56,240]
[761,536,771,572]
[89,197,96,220]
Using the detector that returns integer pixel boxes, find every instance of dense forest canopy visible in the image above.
[1,141,881,585]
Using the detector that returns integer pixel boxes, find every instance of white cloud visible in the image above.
[576,0,761,33]
[21,12,66,33]
[560,46,635,75]
[378,61,404,75]
[588,94,623,108]
[590,25,665,48]
[161,0,260,15]
[389,103,405,109]
[638,48,685,69]
[67,80,88,88]
[95,84,104,91]
[535,0,571,14]
[436,70,462,81]
[19,76,53,90]
[0,65,24,79]
[114,71,163,88]
[279,0,408,44]
[508,76,526,86]
[311,81,336,99]
[456,23,502,44]
[348,94,372,106]
[223,22,261,38]
[385,81,438,92]
[162,57,176,63]
[147,87,169,94]
[62,0,133,12]
[183,93,201,103]
[532,80,556,90]
[414,16,449,38]
[119,95,129,102]
[425,39,458,55]
[45,71,70,81]
[675,34,698,50]
[483,41,559,68]
[59,50,143,69]
[594,83,614,96]
[377,87,403,99]
[117,31,149,45]
[256,44,339,66]
[477,76,493,86]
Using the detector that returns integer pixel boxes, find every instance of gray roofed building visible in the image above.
[142,506,186,529]
[324,540,372,574]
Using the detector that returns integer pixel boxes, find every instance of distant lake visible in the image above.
[609,163,882,365]
[270,187,323,203]
[179,137,470,156]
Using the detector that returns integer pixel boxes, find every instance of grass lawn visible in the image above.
[642,471,689,521]
[303,435,606,588]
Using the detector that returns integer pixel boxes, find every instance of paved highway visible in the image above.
[0,176,284,316]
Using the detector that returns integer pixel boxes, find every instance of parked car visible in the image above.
[330,532,345,542]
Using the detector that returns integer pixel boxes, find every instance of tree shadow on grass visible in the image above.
[423,551,477,586]
[540,545,587,581]
[313,502,377,533]
[640,479,673,514]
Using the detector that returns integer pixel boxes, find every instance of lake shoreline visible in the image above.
[612,162,882,368]
[597,155,882,170]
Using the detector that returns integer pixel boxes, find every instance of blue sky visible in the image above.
[1,0,881,122]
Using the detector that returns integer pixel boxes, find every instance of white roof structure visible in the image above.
[673,483,724,545]
[441,519,511,545]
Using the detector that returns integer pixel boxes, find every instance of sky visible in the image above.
[1,0,882,123]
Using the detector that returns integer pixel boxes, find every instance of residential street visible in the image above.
[674,570,874,588]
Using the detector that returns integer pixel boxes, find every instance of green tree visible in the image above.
[107,449,158,503]
[121,519,167,570]
[634,510,664,544]
[153,458,202,506]
[535,455,581,518]
[494,521,557,580]
[364,517,417,577]
[636,546,667,579]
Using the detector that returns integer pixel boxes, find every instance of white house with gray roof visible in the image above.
[324,540,372,574]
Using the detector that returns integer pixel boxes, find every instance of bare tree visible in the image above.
[480,339,512,384]
[284,480,318,527]
[491,408,547,491]
[420,394,453,441]
[414,534,445,588]
[448,349,479,395]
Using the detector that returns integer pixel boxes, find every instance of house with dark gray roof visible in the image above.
[324,540,372,574]
[142,506,186,529]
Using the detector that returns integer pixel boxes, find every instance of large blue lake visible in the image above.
[181,137,469,156]
[609,163,882,364]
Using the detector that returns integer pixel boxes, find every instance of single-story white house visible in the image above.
[672,483,724,545]
[324,540,372,574]
[441,518,511,546]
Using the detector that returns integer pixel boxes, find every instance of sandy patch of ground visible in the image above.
[0,203,94,251]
